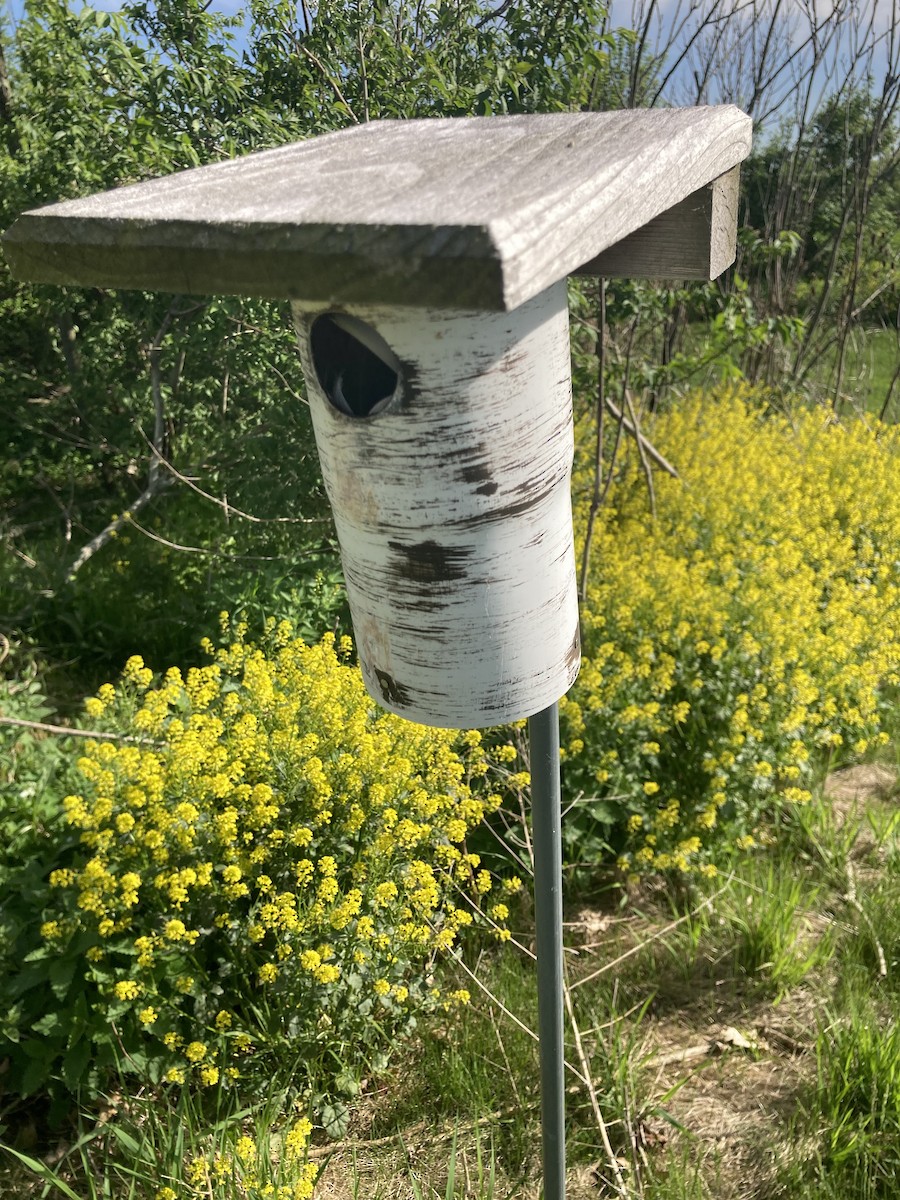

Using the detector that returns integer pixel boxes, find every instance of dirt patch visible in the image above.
[824,762,897,803]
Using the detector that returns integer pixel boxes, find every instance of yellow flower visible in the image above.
[235,1135,256,1162]
[114,980,141,1001]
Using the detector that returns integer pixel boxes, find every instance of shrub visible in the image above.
[565,389,900,875]
[5,621,520,1103]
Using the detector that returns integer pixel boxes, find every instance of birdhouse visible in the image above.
[3,108,751,729]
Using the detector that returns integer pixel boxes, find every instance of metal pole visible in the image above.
[529,701,566,1200]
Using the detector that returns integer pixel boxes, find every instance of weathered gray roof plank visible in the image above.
[3,107,751,311]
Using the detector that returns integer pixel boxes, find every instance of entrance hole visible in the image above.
[310,314,401,418]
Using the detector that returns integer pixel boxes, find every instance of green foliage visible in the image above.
[0,623,519,1109]
[803,1007,900,1197]
[1,0,623,683]
[564,389,900,875]
[711,863,833,999]
[0,662,87,1118]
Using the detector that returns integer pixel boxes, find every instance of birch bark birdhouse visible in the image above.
[3,107,751,728]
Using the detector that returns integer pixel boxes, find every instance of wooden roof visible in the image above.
[3,107,751,311]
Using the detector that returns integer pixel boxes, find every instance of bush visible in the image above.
[565,389,900,875]
[3,621,521,1104]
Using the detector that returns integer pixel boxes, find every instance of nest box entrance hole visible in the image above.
[310,313,401,418]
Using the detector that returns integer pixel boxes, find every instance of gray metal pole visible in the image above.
[529,701,566,1200]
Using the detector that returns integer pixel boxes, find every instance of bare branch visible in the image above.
[623,385,656,520]
[65,482,167,580]
[0,714,156,745]
[137,429,328,525]
[298,44,360,123]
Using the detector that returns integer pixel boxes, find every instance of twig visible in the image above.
[10,546,38,568]
[450,883,536,961]
[266,360,309,407]
[298,44,359,122]
[623,386,656,520]
[65,307,178,580]
[307,1102,528,1160]
[65,482,166,579]
[137,429,327,525]
[489,998,524,1112]
[845,860,887,978]
[126,516,285,561]
[570,876,734,991]
[603,397,679,479]
[357,20,369,122]
[0,715,153,745]
[438,943,588,1086]
[564,983,631,1199]
[442,949,540,1047]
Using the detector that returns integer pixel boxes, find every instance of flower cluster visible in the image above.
[42,622,517,1092]
[155,1116,317,1200]
[567,389,900,875]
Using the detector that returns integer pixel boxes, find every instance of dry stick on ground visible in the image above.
[564,983,632,1200]
[307,1104,528,1161]
[845,859,887,978]
[570,876,734,991]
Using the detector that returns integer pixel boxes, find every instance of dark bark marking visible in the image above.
[374,670,411,706]
[388,538,472,584]
[475,481,498,495]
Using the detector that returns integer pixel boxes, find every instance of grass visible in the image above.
[2,760,899,1199]
[807,327,900,419]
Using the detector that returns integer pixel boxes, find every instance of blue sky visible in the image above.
[3,0,895,128]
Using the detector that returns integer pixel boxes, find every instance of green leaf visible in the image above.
[320,1100,349,1140]
[61,1037,92,1090]
[19,1052,52,1097]
[49,956,78,999]
[31,1011,64,1036]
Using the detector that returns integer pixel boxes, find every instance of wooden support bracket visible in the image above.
[573,166,741,281]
